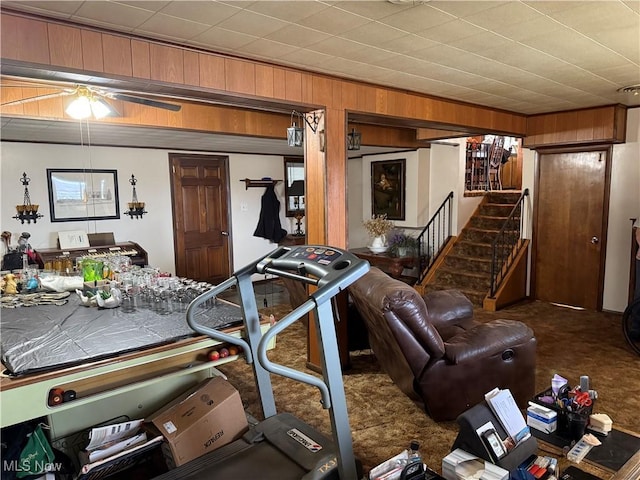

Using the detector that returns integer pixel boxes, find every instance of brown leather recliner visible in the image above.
[348,267,536,421]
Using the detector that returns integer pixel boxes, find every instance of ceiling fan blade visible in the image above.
[1,91,74,107]
[110,93,182,112]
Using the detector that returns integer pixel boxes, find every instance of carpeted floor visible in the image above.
[218,299,640,478]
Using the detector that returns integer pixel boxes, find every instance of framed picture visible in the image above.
[371,159,405,220]
[47,169,120,222]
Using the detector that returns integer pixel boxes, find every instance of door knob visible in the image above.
[221,231,229,236]
[591,236,599,244]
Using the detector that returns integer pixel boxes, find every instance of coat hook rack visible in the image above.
[240,178,282,190]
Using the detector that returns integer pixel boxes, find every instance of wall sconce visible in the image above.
[125,174,147,219]
[347,128,362,151]
[13,172,43,224]
[287,110,321,147]
[65,86,116,119]
[289,179,305,236]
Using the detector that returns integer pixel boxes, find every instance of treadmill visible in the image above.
[154,245,370,480]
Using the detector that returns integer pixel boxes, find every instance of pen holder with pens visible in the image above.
[532,387,594,440]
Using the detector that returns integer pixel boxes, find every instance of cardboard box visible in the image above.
[148,376,248,467]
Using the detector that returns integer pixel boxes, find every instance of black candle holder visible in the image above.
[13,173,43,224]
[125,174,147,219]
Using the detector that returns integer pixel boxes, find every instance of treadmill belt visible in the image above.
[154,413,341,480]
[162,441,307,480]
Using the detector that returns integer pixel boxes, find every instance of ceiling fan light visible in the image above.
[90,98,114,119]
[66,96,91,119]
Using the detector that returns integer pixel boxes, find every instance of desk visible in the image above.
[350,247,418,283]
[533,426,640,479]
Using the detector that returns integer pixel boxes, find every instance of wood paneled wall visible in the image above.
[524,105,627,148]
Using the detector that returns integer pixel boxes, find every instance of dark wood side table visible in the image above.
[350,247,417,283]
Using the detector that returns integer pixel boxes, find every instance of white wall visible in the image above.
[351,150,431,248]
[1,143,291,276]
[605,108,640,312]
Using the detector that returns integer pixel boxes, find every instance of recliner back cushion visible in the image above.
[349,268,445,358]
[383,288,446,358]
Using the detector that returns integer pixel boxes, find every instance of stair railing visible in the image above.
[489,188,530,297]
[416,191,454,284]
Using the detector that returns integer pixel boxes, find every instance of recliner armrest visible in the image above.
[443,319,534,364]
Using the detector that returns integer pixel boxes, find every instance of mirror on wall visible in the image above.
[284,156,304,218]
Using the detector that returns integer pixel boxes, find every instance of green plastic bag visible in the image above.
[17,424,55,478]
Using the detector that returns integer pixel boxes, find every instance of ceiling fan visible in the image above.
[1,78,182,119]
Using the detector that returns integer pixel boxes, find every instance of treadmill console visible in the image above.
[254,245,369,296]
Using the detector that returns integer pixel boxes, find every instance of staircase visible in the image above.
[418,191,523,307]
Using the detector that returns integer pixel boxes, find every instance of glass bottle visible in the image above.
[400,441,424,480]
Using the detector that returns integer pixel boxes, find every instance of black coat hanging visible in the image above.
[253,184,287,243]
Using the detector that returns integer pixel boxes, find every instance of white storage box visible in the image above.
[526,402,557,434]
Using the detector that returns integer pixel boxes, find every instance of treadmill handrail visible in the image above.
[256,298,332,408]
[186,276,254,364]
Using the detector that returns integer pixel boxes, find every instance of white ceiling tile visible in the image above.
[447,31,512,55]
[428,1,510,19]
[73,1,156,28]
[623,1,640,14]
[2,1,83,16]
[331,0,413,20]
[377,4,456,33]
[240,39,299,60]
[353,45,400,66]
[340,22,407,46]
[306,37,369,59]
[588,25,640,63]
[215,9,290,37]
[136,13,210,40]
[462,1,545,29]
[264,24,332,48]
[415,19,485,44]
[380,34,440,55]
[591,64,640,85]
[244,0,332,23]
[277,48,334,69]
[191,26,259,51]
[297,5,377,35]
[546,2,636,31]
[153,1,241,25]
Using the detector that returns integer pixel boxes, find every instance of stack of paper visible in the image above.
[484,388,530,444]
[78,419,163,478]
[442,449,509,480]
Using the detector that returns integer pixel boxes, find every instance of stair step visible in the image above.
[479,203,519,218]
[452,240,493,259]
[470,215,509,230]
[461,228,500,244]
[485,192,523,204]
[444,254,493,273]
[434,267,492,290]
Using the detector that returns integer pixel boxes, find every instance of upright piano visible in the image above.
[37,241,149,268]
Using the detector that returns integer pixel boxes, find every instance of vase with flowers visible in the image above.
[363,214,394,253]
[388,232,419,257]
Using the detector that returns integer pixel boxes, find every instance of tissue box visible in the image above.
[527,403,557,434]
[442,449,509,480]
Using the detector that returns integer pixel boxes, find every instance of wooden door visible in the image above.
[533,148,610,310]
[169,154,231,284]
